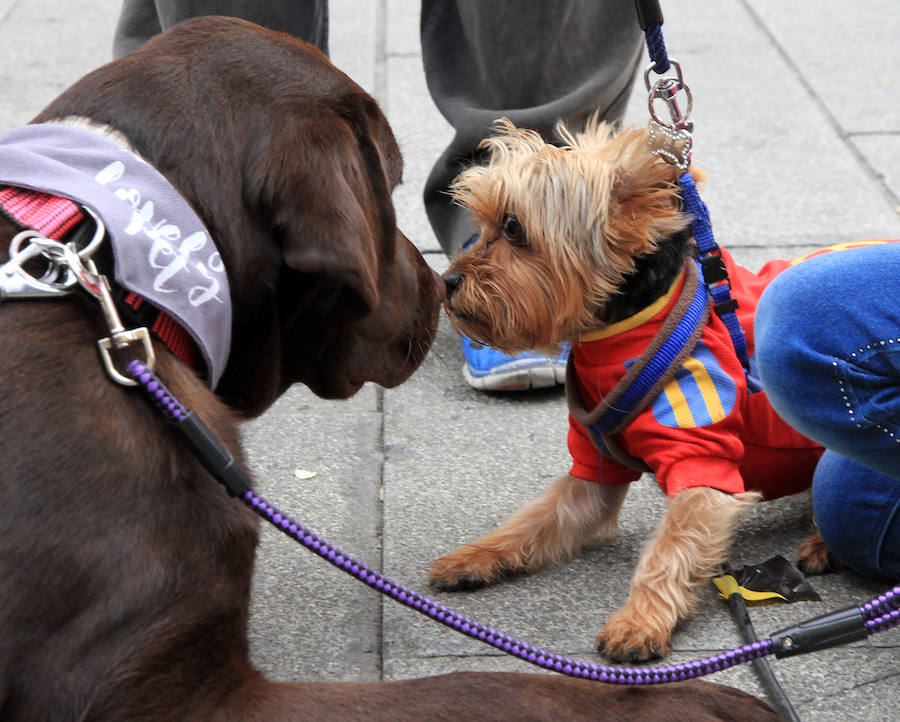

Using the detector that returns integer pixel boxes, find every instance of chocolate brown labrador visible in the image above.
[0,16,777,721]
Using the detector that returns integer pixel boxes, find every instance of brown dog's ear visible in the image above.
[251,118,385,321]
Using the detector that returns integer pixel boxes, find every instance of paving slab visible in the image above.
[620,1,900,253]
[0,0,116,127]
[245,386,384,683]
[747,0,900,135]
[852,134,900,207]
[382,54,452,255]
[329,0,378,96]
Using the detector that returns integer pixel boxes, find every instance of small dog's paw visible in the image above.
[797,531,844,575]
[595,611,670,663]
[428,547,517,591]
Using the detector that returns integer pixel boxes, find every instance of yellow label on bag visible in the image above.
[712,574,788,602]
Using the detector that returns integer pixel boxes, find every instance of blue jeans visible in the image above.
[755,243,900,580]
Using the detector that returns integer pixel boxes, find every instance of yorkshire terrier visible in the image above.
[430,118,830,662]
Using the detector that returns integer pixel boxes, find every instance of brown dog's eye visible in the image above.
[502,214,526,245]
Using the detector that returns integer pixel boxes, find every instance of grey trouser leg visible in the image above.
[113,0,328,58]
[421,0,644,255]
[113,1,643,258]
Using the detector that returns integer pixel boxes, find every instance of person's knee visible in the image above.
[812,462,869,575]
[812,451,900,580]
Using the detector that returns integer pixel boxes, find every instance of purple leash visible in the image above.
[127,360,900,685]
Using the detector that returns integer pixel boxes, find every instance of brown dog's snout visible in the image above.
[442,270,463,300]
[430,268,447,303]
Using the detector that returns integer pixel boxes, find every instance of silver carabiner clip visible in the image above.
[644,58,694,133]
[0,205,153,383]
[1,206,109,301]
[643,58,694,169]
[0,233,78,300]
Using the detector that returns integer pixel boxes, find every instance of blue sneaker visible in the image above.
[461,335,569,391]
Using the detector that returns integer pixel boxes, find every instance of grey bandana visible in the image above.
[0,123,231,388]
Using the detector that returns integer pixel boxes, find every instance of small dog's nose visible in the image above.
[442,270,463,300]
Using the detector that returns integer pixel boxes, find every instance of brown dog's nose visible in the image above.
[442,270,463,300]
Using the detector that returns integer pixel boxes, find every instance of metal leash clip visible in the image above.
[0,207,155,385]
[644,58,694,169]
[0,233,74,299]
[0,206,107,300]
[58,241,156,386]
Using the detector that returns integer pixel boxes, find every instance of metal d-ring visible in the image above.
[648,76,694,132]
[74,206,106,259]
[7,205,105,261]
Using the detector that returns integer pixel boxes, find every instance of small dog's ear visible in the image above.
[607,161,688,250]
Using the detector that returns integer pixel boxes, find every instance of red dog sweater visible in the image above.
[567,246,829,500]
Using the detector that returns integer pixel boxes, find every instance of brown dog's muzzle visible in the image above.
[432,268,448,303]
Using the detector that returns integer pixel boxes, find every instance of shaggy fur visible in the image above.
[443,119,695,352]
[433,118,827,663]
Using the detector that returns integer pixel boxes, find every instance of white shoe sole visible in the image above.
[464,363,565,391]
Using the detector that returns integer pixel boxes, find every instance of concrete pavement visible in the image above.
[1,1,898,719]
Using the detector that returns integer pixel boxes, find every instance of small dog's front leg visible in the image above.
[596,486,759,662]
[429,475,627,590]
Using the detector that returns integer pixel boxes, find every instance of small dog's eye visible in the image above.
[502,214,526,245]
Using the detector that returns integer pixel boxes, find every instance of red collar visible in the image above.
[0,185,199,371]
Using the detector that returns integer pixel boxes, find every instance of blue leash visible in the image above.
[577,2,756,449]
[575,5,753,455]
[638,2,751,375]
[681,172,751,372]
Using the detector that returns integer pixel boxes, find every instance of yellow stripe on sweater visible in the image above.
[661,380,695,428]
[684,356,727,423]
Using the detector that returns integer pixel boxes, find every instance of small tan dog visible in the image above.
[430,118,827,662]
